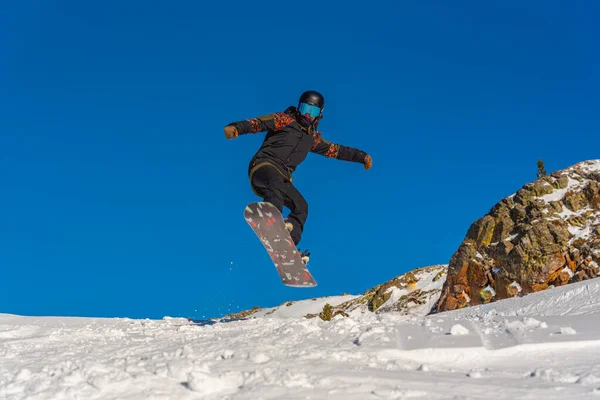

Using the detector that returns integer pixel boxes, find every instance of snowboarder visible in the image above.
[224,90,372,263]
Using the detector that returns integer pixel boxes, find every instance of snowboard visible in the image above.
[244,202,317,287]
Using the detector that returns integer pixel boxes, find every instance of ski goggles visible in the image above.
[298,102,322,118]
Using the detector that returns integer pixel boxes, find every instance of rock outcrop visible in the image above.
[336,264,447,316]
[436,160,600,312]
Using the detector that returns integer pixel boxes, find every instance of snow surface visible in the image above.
[250,295,358,319]
[4,280,600,399]
[537,173,584,204]
[539,187,570,203]
[579,160,600,173]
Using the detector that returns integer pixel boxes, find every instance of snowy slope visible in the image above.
[4,279,600,399]
[233,265,447,321]
[248,295,360,319]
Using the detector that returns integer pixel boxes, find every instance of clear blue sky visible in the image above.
[1,1,598,319]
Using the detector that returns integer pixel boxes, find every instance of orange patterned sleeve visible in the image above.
[311,131,367,163]
[226,112,294,135]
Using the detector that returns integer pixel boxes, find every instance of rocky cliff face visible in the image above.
[436,160,600,312]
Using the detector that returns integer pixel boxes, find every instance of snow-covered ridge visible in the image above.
[228,265,448,321]
[4,278,600,399]
[245,295,360,319]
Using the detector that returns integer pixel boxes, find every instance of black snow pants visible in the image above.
[250,165,308,245]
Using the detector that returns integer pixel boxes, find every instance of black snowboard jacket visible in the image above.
[227,106,369,184]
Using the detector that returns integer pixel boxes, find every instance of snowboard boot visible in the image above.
[299,249,310,265]
[284,218,294,233]
[285,219,309,264]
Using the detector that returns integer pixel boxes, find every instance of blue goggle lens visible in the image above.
[298,102,322,118]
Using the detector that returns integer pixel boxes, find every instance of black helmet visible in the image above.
[298,90,325,110]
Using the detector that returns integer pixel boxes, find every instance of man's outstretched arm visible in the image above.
[224,113,295,140]
[311,134,373,170]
